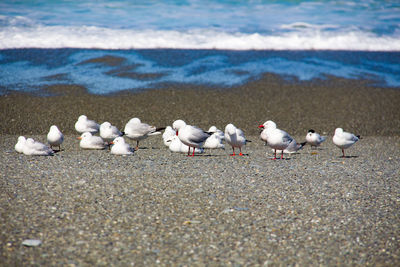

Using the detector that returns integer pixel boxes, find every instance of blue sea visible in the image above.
[1,0,400,95]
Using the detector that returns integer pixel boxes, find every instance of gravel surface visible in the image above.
[1,134,399,266]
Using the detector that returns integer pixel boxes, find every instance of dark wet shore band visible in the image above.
[1,74,399,136]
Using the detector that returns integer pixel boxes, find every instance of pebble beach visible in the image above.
[1,75,400,265]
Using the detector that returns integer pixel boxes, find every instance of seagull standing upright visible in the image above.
[332,128,360,157]
[224,123,249,156]
[258,120,293,160]
[124,118,165,150]
[47,125,64,151]
[306,129,326,149]
[173,119,210,157]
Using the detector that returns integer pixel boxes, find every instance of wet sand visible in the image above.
[1,74,399,136]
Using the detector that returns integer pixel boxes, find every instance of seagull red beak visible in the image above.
[176,131,179,136]
[77,137,82,140]
[258,125,264,128]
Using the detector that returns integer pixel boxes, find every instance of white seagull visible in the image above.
[15,136,27,153]
[224,123,249,156]
[272,139,306,154]
[23,138,54,156]
[332,128,360,157]
[207,126,225,140]
[74,115,100,134]
[168,135,204,154]
[173,119,210,156]
[100,122,123,143]
[162,126,176,147]
[164,126,204,153]
[124,117,165,150]
[47,125,64,151]
[110,137,134,155]
[258,120,294,160]
[77,132,107,150]
[203,133,225,150]
[306,129,326,149]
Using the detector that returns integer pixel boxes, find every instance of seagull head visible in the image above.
[77,132,92,140]
[128,118,141,124]
[334,128,343,135]
[172,120,186,134]
[263,120,277,129]
[225,123,236,135]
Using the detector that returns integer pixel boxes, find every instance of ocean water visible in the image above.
[0,0,400,94]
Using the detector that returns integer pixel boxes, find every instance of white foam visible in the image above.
[1,25,400,51]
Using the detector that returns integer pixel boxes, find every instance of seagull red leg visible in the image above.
[230,146,235,156]
[239,147,243,156]
[271,149,277,160]
[135,140,139,151]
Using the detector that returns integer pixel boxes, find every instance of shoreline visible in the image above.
[1,74,399,136]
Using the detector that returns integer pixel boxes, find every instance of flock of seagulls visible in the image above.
[14,115,361,158]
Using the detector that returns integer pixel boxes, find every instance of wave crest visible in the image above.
[1,26,400,51]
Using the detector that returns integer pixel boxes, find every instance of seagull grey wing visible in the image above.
[93,137,106,147]
[87,120,99,129]
[111,125,123,136]
[281,131,294,145]
[188,127,211,143]
[343,131,359,142]
[33,141,50,150]
[136,123,155,135]
[235,128,247,143]
[236,128,245,138]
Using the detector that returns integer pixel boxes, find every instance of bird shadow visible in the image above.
[339,155,359,159]
[185,154,224,157]
[267,157,292,161]
[310,147,325,151]
[136,146,162,150]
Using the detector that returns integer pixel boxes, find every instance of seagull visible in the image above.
[207,126,225,140]
[124,118,165,150]
[258,120,293,160]
[100,122,123,144]
[23,138,54,156]
[271,139,306,154]
[168,135,204,154]
[162,126,176,147]
[306,129,326,149]
[74,115,100,134]
[77,132,107,150]
[110,137,134,155]
[173,119,210,157]
[203,133,225,150]
[224,123,249,156]
[332,128,360,157]
[47,125,64,151]
[15,136,27,153]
